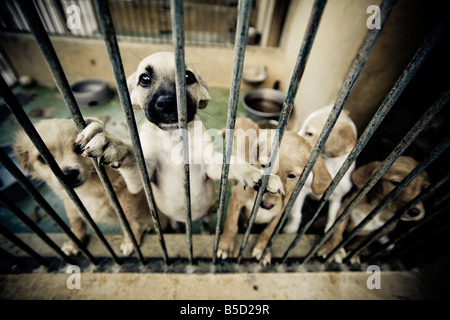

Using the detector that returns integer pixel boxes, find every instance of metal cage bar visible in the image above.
[235,0,328,264]
[93,0,169,264]
[259,0,396,265]
[292,11,448,265]
[17,0,147,265]
[0,148,99,264]
[213,0,252,264]
[0,222,50,266]
[0,191,75,264]
[0,74,122,265]
[170,0,193,264]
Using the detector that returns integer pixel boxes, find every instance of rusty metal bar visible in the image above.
[0,222,49,266]
[317,86,450,264]
[16,0,144,264]
[235,0,329,265]
[292,10,448,265]
[213,0,252,264]
[342,133,450,263]
[0,191,75,264]
[0,74,122,265]
[0,148,98,264]
[170,0,193,264]
[93,0,169,264]
[260,0,397,265]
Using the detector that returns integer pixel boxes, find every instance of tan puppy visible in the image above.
[13,118,166,256]
[75,52,283,227]
[298,105,357,232]
[317,156,430,263]
[217,121,332,265]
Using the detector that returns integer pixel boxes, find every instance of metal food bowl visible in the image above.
[71,79,113,108]
[242,88,285,122]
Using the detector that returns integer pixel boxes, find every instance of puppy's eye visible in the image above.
[287,174,297,180]
[260,164,266,168]
[138,74,151,87]
[305,132,314,137]
[185,70,196,85]
[74,144,82,155]
[391,181,402,187]
[37,154,46,164]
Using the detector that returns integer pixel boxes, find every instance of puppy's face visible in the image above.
[14,119,92,190]
[127,52,211,130]
[352,156,430,221]
[256,131,332,212]
[299,105,357,157]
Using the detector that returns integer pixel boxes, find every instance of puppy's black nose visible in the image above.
[155,95,177,111]
[407,207,421,218]
[62,169,84,188]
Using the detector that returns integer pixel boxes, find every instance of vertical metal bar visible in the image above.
[0,222,49,266]
[0,148,99,265]
[362,171,450,262]
[213,0,252,264]
[340,128,450,263]
[283,8,447,264]
[170,0,193,264]
[93,0,169,264]
[237,0,330,265]
[0,191,75,264]
[0,74,121,265]
[17,0,146,265]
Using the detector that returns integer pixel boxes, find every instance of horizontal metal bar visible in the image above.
[213,0,252,264]
[298,11,448,265]
[0,148,98,264]
[170,0,193,264]
[93,0,169,263]
[0,74,122,265]
[343,133,450,263]
[0,191,75,264]
[267,0,397,265]
[0,222,49,266]
[17,0,145,265]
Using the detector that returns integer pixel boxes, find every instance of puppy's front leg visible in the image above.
[61,201,87,256]
[252,211,283,266]
[75,118,142,193]
[217,185,244,260]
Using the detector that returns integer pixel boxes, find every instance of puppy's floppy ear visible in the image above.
[195,72,211,109]
[126,72,141,110]
[352,161,381,189]
[311,156,332,196]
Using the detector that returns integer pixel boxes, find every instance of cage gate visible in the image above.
[0,0,449,284]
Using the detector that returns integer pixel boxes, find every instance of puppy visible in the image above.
[13,118,165,257]
[217,120,332,265]
[75,52,283,226]
[298,105,357,232]
[317,156,430,263]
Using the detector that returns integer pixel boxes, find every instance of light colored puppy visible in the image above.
[217,121,332,265]
[298,105,357,232]
[75,52,283,226]
[13,118,165,256]
[317,156,430,263]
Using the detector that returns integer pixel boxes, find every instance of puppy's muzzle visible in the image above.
[62,169,84,188]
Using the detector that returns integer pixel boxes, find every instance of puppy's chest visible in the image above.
[349,203,386,234]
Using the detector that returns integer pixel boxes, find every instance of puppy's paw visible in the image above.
[317,245,346,264]
[252,247,271,266]
[242,170,284,195]
[217,237,235,260]
[282,222,298,234]
[61,241,80,256]
[266,174,284,195]
[75,118,131,169]
[120,239,135,257]
[349,254,360,265]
